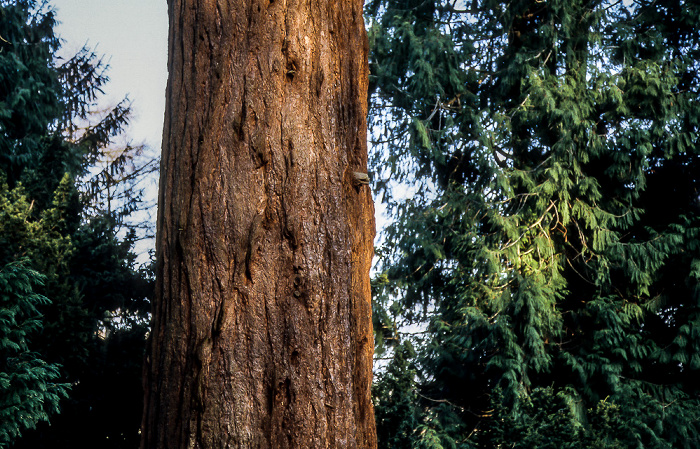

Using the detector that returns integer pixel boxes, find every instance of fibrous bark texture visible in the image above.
[140,1,376,448]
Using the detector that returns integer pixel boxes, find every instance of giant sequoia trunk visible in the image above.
[140,1,376,447]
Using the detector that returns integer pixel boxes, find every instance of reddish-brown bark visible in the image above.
[140,1,376,448]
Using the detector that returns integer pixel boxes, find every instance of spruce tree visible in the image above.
[1,1,154,447]
[0,213,69,447]
[367,0,700,447]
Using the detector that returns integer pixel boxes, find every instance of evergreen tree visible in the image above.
[140,1,376,447]
[367,0,700,447]
[0,186,71,445]
[0,1,154,447]
[373,341,422,449]
[0,262,66,448]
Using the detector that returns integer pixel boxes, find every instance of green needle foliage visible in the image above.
[367,0,700,447]
[1,1,154,447]
[0,261,68,447]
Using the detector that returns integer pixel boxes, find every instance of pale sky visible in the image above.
[54,0,169,154]
[54,1,168,259]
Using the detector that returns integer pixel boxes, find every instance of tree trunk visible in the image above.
[140,1,376,448]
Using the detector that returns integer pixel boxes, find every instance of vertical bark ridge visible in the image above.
[142,0,376,448]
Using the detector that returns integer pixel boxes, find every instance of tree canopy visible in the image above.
[367,0,700,447]
[0,1,154,447]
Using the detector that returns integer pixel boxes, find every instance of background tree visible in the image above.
[0,259,67,446]
[0,1,155,447]
[367,0,700,447]
[140,1,376,447]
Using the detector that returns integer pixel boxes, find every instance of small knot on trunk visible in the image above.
[352,171,370,186]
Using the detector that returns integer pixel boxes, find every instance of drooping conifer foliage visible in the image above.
[367,0,700,447]
[0,1,154,447]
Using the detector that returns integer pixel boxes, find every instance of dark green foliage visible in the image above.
[477,386,630,448]
[0,261,68,447]
[367,0,700,447]
[0,0,62,188]
[373,341,422,449]
[0,1,154,447]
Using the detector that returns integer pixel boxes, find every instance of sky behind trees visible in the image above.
[55,0,167,169]
[54,0,168,258]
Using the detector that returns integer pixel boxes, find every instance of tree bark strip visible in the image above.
[141,1,376,447]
